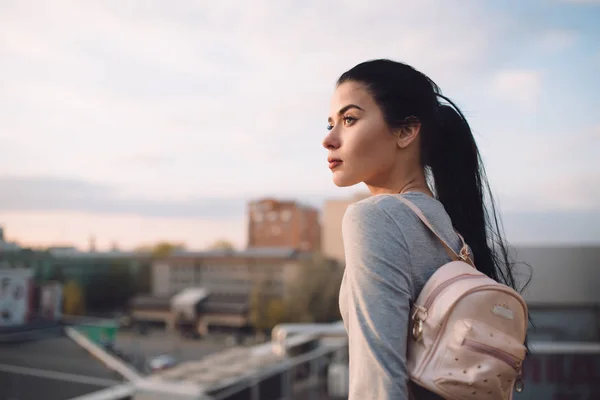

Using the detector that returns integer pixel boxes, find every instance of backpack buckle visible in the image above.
[411,306,428,342]
[459,246,471,263]
[412,319,423,342]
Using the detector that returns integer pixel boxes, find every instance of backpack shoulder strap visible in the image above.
[394,196,475,267]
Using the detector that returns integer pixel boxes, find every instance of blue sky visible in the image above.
[0,0,598,250]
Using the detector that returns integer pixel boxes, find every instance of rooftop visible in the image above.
[137,324,348,398]
[141,343,286,395]
[169,246,312,260]
[130,291,250,315]
[0,325,130,400]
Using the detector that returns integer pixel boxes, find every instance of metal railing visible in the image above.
[208,343,345,400]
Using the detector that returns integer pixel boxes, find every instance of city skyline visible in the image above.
[1,1,599,250]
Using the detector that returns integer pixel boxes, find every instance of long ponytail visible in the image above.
[423,96,519,288]
[428,95,533,354]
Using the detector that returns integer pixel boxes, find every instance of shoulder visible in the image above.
[341,195,415,293]
[342,194,417,232]
[342,194,417,250]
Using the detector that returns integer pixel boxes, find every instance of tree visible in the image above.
[85,260,136,313]
[135,242,185,258]
[63,280,86,316]
[266,298,287,327]
[250,277,271,333]
[285,253,344,323]
[106,260,135,311]
[48,265,66,283]
[208,239,236,251]
[250,278,287,333]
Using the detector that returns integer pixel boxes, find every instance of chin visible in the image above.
[332,172,359,188]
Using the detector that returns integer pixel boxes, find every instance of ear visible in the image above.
[395,116,421,149]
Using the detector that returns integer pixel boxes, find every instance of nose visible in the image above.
[322,128,341,150]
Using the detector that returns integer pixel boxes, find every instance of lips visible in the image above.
[328,158,342,170]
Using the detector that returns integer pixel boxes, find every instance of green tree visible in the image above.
[208,239,236,251]
[285,253,344,323]
[63,280,86,316]
[106,261,135,311]
[249,278,288,333]
[48,264,66,283]
[85,261,136,313]
[135,241,185,258]
[250,277,271,332]
[266,298,287,327]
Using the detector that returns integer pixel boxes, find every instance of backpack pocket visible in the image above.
[433,319,525,400]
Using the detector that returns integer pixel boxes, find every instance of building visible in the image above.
[152,247,309,299]
[513,245,600,342]
[41,250,150,288]
[132,248,315,333]
[321,192,371,263]
[247,198,321,252]
[0,225,23,253]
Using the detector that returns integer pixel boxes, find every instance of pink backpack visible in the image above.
[397,197,529,400]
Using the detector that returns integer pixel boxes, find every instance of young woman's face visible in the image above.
[323,81,398,188]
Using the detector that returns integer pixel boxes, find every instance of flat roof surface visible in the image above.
[0,328,126,400]
[146,345,284,392]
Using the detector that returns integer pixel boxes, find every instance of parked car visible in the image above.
[148,354,177,372]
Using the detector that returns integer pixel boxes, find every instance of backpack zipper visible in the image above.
[462,339,524,392]
[423,273,485,310]
[463,339,521,370]
[412,274,486,342]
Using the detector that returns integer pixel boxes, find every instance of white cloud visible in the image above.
[537,30,578,52]
[0,1,598,246]
[0,0,509,194]
[490,70,542,111]
[480,125,600,212]
[498,172,600,212]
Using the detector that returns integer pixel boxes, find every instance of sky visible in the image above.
[0,0,599,250]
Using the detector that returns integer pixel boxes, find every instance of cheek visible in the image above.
[347,125,395,166]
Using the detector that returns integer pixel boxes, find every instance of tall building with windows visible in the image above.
[247,198,321,252]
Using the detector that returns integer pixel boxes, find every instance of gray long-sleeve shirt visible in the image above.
[339,192,463,400]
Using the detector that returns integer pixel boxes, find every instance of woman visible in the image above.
[323,59,522,399]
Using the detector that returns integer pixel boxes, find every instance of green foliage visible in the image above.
[85,260,136,313]
[208,239,236,251]
[135,242,185,258]
[285,253,344,323]
[63,280,86,316]
[249,253,344,333]
[48,265,66,283]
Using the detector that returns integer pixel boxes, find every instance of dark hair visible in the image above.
[337,59,531,296]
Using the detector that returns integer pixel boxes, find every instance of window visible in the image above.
[281,210,292,222]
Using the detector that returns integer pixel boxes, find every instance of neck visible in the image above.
[366,176,433,197]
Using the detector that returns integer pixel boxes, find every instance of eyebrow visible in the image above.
[328,104,364,123]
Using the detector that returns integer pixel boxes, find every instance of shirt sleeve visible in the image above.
[341,201,414,400]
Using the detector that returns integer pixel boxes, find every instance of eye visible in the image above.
[326,123,333,131]
[343,116,356,126]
